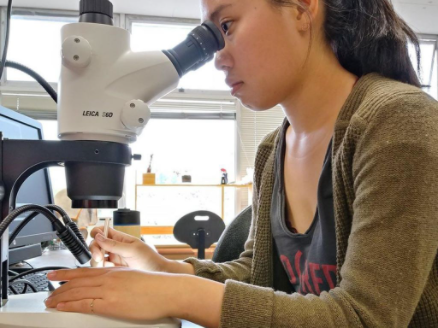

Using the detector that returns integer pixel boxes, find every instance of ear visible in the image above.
[297,0,320,23]
[295,0,320,30]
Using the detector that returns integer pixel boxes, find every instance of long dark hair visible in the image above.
[270,0,421,87]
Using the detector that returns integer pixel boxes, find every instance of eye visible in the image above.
[220,21,232,35]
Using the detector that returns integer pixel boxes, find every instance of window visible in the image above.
[127,118,236,244]
[410,36,438,100]
[40,118,237,245]
[130,119,235,185]
[130,20,229,91]
[6,12,78,83]
[5,9,120,84]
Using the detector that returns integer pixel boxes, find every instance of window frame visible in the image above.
[418,34,438,99]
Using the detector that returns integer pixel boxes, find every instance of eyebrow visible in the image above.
[209,4,233,22]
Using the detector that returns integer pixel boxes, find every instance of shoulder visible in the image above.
[347,76,438,174]
[352,74,438,129]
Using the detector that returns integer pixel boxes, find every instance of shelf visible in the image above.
[135,183,253,223]
[136,183,252,188]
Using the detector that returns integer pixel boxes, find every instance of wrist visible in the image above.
[162,258,195,275]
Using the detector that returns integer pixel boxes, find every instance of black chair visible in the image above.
[212,206,252,263]
[174,211,225,259]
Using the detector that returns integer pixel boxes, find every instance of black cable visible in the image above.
[0,0,12,80]
[22,261,34,269]
[9,211,39,246]
[5,61,58,103]
[45,205,87,248]
[11,279,38,294]
[45,205,72,224]
[9,266,70,284]
[0,205,65,239]
[22,282,29,294]
[10,204,70,246]
[9,284,18,295]
[9,205,88,254]
[2,205,92,265]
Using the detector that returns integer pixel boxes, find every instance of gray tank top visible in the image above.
[271,120,337,295]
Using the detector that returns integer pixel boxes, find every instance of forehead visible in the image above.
[200,0,233,21]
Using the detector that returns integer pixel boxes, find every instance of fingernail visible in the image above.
[57,303,65,310]
[96,234,104,241]
[47,271,56,279]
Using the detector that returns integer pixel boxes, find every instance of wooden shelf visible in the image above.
[135,183,253,220]
[141,226,173,235]
[136,183,252,188]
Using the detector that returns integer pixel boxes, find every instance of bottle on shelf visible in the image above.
[143,154,156,185]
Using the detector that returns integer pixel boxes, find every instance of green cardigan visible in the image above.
[185,74,438,327]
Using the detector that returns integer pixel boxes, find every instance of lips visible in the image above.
[230,82,243,96]
[226,78,244,96]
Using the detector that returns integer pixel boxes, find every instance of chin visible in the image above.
[239,97,278,112]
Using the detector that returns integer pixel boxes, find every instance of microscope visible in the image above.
[0,0,224,326]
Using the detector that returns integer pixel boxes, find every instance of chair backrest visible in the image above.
[212,206,252,263]
[173,210,225,259]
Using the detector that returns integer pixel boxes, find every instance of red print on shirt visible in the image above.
[280,251,337,295]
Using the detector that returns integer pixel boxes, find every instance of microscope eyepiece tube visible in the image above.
[163,21,225,77]
[79,0,114,25]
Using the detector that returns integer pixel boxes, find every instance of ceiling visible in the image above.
[0,0,202,19]
[0,0,437,33]
[393,0,438,34]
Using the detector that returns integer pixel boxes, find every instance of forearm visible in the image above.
[163,258,195,275]
[172,275,225,328]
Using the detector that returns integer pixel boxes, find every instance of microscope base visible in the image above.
[0,292,181,328]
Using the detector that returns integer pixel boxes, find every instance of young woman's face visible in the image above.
[201,0,310,110]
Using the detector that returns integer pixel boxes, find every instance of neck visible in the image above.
[281,48,358,139]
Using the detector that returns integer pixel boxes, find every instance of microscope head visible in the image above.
[58,0,225,209]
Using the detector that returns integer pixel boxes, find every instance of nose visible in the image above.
[214,46,232,72]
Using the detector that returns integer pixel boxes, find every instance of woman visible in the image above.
[45,0,438,327]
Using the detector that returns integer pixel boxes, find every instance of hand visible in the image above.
[46,267,225,328]
[45,268,180,321]
[89,227,166,272]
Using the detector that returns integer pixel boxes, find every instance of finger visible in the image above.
[55,298,105,315]
[94,233,137,257]
[92,227,136,243]
[49,276,103,298]
[45,287,102,309]
[89,241,104,262]
[47,268,112,281]
[90,227,104,238]
[103,261,115,268]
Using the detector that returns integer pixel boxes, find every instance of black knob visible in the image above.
[80,0,113,19]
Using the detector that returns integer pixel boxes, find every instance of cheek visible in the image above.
[236,44,304,109]
[239,29,308,105]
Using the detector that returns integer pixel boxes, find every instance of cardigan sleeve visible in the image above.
[218,92,438,328]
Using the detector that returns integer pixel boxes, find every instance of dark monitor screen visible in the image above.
[0,107,57,262]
